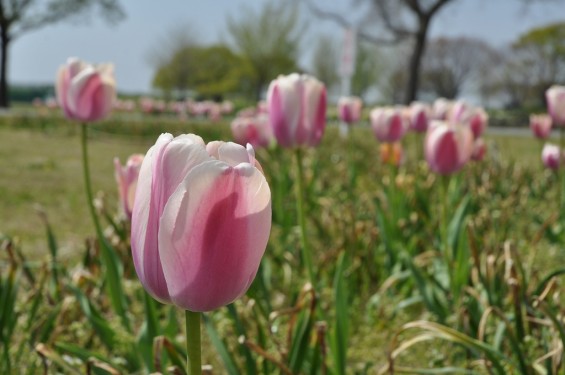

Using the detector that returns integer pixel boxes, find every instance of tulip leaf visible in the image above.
[331,252,348,375]
[203,314,240,375]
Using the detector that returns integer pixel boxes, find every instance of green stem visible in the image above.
[185,310,202,375]
[295,148,315,283]
[560,128,564,221]
[81,123,104,239]
[440,175,452,282]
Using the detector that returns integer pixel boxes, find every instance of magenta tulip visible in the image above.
[56,57,115,122]
[409,102,432,132]
[267,73,327,148]
[370,107,408,143]
[131,134,272,311]
[231,113,273,148]
[530,114,552,139]
[114,154,144,219]
[337,96,363,125]
[425,121,473,175]
[542,143,561,170]
[546,86,565,126]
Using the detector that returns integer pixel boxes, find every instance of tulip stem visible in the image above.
[295,148,315,283]
[185,310,202,375]
[440,175,452,281]
[81,123,104,240]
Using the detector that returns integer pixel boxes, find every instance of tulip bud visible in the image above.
[131,134,271,311]
[370,107,408,143]
[546,86,565,126]
[530,114,552,140]
[471,138,487,161]
[337,96,363,125]
[231,113,273,149]
[114,154,144,220]
[55,57,115,122]
[409,102,432,133]
[432,98,453,120]
[267,73,327,148]
[425,121,473,175]
[542,143,561,170]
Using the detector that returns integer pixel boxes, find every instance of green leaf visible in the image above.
[331,252,348,375]
[203,314,240,375]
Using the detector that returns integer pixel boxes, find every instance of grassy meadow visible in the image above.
[1,112,565,374]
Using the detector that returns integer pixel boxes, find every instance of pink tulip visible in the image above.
[530,114,552,139]
[114,154,144,219]
[56,57,115,122]
[231,114,273,148]
[546,85,565,126]
[337,96,363,124]
[267,73,327,148]
[131,134,271,311]
[467,108,488,138]
[542,143,561,170]
[471,138,487,161]
[432,98,453,120]
[409,102,432,132]
[425,121,473,175]
[370,107,408,143]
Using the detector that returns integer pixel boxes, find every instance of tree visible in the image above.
[152,44,249,99]
[420,37,498,99]
[0,0,125,108]
[227,2,302,100]
[311,35,340,94]
[306,0,455,104]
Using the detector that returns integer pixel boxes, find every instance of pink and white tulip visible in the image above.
[546,86,565,126]
[471,138,487,161]
[114,154,144,219]
[337,96,363,125]
[370,107,408,143]
[56,57,115,122]
[231,113,273,148]
[267,73,327,148]
[131,134,271,311]
[530,114,552,140]
[409,102,432,133]
[542,143,561,170]
[425,121,473,175]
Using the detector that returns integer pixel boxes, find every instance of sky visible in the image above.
[9,0,565,94]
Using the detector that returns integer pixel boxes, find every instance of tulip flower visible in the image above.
[56,57,115,122]
[231,113,273,148]
[546,85,565,126]
[409,102,432,133]
[114,154,144,219]
[432,98,453,120]
[471,138,486,161]
[530,114,552,140]
[131,133,271,312]
[337,96,363,125]
[425,121,473,175]
[370,107,408,143]
[267,73,327,148]
[542,143,561,170]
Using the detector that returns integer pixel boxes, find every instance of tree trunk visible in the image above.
[0,27,10,108]
[404,17,430,104]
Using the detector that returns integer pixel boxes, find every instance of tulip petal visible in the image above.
[159,160,271,311]
[217,142,251,166]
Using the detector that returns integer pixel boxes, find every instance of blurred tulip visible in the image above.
[337,96,363,125]
[114,154,144,219]
[432,98,453,120]
[546,85,565,126]
[530,114,552,139]
[409,102,432,132]
[370,107,408,142]
[267,73,327,148]
[131,134,271,311]
[471,138,486,161]
[467,108,488,138]
[231,113,273,148]
[379,142,404,167]
[56,57,115,122]
[542,143,561,170]
[425,121,473,175]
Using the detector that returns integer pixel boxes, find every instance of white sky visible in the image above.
[9,0,565,93]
